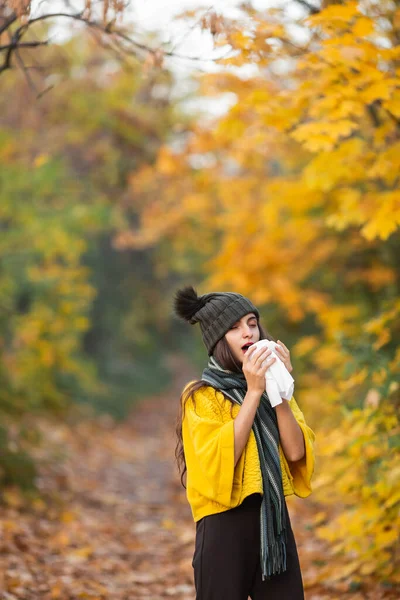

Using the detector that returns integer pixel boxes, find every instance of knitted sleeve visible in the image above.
[281,395,316,498]
[182,383,245,507]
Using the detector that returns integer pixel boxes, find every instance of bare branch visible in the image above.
[294,0,320,15]
[168,6,214,54]
[0,40,48,50]
[14,44,39,94]
[0,11,17,35]
[0,4,223,86]
[6,10,159,58]
[0,35,15,74]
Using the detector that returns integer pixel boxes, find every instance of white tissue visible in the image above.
[247,339,294,408]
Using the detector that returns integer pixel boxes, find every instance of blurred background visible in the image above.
[0,0,399,598]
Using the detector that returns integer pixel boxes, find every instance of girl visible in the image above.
[173,286,316,600]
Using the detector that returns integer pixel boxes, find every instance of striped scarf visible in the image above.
[202,355,288,580]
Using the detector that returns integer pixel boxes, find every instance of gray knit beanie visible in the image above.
[173,285,260,355]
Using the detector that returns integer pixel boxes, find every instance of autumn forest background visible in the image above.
[0,0,399,598]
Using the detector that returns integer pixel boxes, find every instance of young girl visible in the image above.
[173,286,316,600]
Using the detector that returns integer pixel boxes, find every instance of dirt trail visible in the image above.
[0,355,396,599]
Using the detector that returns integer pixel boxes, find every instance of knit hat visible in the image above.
[173,285,260,355]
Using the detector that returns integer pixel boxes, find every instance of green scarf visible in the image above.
[202,355,288,581]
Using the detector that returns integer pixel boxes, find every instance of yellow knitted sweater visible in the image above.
[182,382,316,522]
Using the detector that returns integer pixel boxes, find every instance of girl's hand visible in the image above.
[243,345,276,396]
[275,340,293,374]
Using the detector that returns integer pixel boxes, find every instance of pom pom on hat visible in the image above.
[173,285,206,324]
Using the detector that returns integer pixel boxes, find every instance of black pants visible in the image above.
[192,493,304,600]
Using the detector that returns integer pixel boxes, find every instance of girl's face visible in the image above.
[224,312,260,364]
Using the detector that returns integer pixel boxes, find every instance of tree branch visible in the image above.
[294,0,320,15]
[14,42,39,95]
[0,10,17,35]
[0,6,223,85]
[16,11,153,57]
[0,40,48,51]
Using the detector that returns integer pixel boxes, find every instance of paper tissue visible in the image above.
[247,339,294,408]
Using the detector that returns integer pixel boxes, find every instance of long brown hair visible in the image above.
[174,320,274,488]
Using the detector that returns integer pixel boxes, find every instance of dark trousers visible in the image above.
[192,493,305,600]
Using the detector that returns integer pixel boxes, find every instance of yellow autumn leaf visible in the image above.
[67,546,94,561]
[361,80,397,103]
[157,148,179,176]
[308,1,359,26]
[374,528,399,549]
[161,518,176,530]
[293,336,319,357]
[33,153,49,168]
[315,525,336,542]
[61,510,76,523]
[360,561,378,575]
[353,17,374,38]
[338,368,368,391]
[372,330,391,351]
[383,490,400,509]
[361,193,400,240]
[383,90,400,118]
